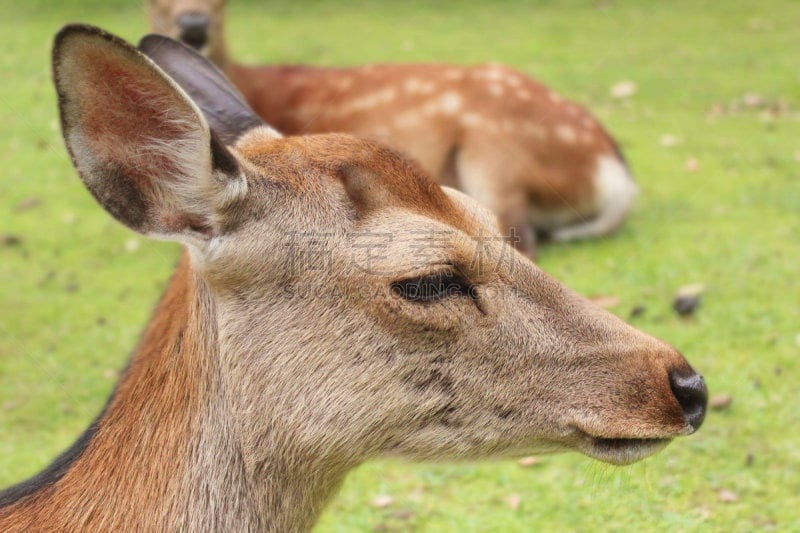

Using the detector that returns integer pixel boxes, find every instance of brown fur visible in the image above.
[1,255,209,530]
[0,26,704,532]
[147,0,639,256]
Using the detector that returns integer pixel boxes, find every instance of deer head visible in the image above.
[146,0,227,66]
[16,24,706,530]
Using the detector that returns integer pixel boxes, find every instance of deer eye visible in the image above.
[391,270,472,303]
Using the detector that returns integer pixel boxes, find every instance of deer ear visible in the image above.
[138,34,268,145]
[52,24,245,241]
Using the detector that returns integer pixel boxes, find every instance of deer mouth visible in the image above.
[575,431,672,465]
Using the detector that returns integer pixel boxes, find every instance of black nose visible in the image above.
[177,11,210,49]
[669,367,708,432]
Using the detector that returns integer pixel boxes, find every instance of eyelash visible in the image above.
[391,270,473,303]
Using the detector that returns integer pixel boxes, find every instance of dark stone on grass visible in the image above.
[1,234,23,246]
[629,304,646,318]
[673,294,700,316]
[13,196,41,212]
[64,282,80,293]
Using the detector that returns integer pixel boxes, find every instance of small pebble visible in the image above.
[629,305,646,318]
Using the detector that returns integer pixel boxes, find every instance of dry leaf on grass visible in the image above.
[13,197,41,212]
[124,239,141,253]
[589,295,620,308]
[610,80,637,99]
[660,134,680,147]
[517,456,542,467]
[371,495,394,508]
[710,393,733,410]
[505,493,521,510]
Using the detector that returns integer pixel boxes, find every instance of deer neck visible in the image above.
[0,251,343,532]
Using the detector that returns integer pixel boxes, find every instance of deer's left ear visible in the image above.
[52,24,245,242]
[138,33,266,146]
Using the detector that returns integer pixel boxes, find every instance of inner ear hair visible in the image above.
[53,24,244,241]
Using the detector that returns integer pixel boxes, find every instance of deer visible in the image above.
[146,0,638,257]
[0,25,706,532]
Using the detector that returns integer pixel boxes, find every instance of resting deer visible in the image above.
[147,0,638,257]
[0,25,706,532]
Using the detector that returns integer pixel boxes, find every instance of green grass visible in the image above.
[1,0,799,531]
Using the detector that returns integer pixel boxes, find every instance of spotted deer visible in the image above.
[146,0,638,257]
[0,25,706,532]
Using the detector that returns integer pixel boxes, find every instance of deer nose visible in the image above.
[668,367,707,432]
[177,12,209,49]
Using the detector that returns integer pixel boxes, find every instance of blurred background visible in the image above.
[0,0,798,530]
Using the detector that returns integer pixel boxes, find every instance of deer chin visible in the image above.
[573,430,672,465]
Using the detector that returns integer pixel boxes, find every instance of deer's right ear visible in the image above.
[52,24,245,242]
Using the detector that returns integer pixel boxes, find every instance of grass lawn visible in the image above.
[1,0,799,530]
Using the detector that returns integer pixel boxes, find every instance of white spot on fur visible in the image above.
[460,112,483,127]
[517,89,532,100]
[472,64,505,82]
[505,75,522,88]
[555,124,577,143]
[338,88,397,114]
[550,156,637,241]
[420,92,464,116]
[582,117,596,129]
[404,78,436,94]
[548,91,564,104]
[336,78,354,90]
[444,69,464,80]
[484,64,505,81]
[439,92,462,114]
[488,83,505,97]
